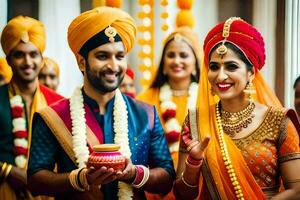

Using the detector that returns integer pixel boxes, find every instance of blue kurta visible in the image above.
[28,91,175,200]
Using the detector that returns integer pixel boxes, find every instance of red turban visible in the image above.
[126,67,135,80]
[203,17,265,71]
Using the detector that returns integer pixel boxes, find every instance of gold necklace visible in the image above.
[220,101,255,137]
[216,103,244,200]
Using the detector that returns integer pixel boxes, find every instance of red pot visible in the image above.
[87,144,126,171]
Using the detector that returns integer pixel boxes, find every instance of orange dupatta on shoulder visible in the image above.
[195,63,275,199]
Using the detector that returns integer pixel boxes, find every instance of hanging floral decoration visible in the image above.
[137,0,155,87]
[106,0,122,8]
[176,0,195,28]
[10,95,28,168]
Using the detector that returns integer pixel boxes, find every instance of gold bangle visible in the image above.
[4,164,12,179]
[0,163,7,178]
[181,172,198,188]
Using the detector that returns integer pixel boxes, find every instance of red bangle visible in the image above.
[187,155,203,166]
[132,165,144,185]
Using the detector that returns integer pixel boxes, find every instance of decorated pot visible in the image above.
[87,144,126,171]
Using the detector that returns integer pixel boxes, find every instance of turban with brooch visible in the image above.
[203,17,265,71]
[68,6,136,61]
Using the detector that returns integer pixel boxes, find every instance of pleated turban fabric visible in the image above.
[68,6,136,60]
[203,17,265,71]
[1,16,46,55]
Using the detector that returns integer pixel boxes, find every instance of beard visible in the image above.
[86,62,124,94]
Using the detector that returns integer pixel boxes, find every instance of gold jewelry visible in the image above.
[3,164,12,179]
[216,103,244,200]
[285,179,300,184]
[104,26,117,43]
[216,42,227,56]
[0,162,7,178]
[69,168,85,192]
[181,172,198,188]
[174,33,183,43]
[186,140,199,152]
[220,101,255,137]
[185,158,202,168]
[243,81,256,95]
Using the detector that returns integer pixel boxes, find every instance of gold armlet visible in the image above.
[285,179,300,184]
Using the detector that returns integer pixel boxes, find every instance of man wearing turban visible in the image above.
[0,16,63,200]
[38,57,60,91]
[27,7,175,199]
[119,67,137,98]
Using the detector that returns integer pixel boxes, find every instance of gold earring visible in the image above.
[243,81,256,95]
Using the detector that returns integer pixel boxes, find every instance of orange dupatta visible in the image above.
[196,62,283,199]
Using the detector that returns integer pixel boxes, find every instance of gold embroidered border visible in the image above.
[278,152,300,163]
[38,107,76,164]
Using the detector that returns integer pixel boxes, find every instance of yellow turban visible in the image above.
[68,6,136,59]
[1,16,46,55]
[0,58,12,83]
[42,57,60,76]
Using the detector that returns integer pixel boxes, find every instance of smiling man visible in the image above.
[27,7,175,200]
[0,16,63,199]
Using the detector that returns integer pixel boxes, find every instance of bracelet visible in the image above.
[132,165,144,185]
[0,162,7,178]
[181,172,198,188]
[185,158,202,168]
[187,155,203,166]
[187,140,199,152]
[132,165,149,188]
[4,164,12,179]
[69,168,85,192]
[78,168,90,191]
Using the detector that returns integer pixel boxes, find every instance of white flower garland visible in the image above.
[159,82,198,152]
[10,95,28,168]
[70,87,133,199]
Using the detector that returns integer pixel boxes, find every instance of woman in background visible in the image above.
[38,57,60,91]
[137,26,201,170]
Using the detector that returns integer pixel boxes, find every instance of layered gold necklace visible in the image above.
[220,101,255,137]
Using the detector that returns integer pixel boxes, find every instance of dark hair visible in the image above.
[294,76,300,89]
[150,39,200,88]
[209,42,253,73]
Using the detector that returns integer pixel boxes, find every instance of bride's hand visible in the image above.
[188,136,210,160]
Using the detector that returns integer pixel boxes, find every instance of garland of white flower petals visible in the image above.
[159,82,198,152]
[70,87,133,199]
[10,95,28,168]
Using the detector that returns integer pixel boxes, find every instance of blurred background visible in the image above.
[0,0,299,108]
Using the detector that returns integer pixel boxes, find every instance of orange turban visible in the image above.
[68,6,136,60]
[1,16,46,55]
[0,58,12,83]
[164,26,201,65]
[42,57,60,76]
